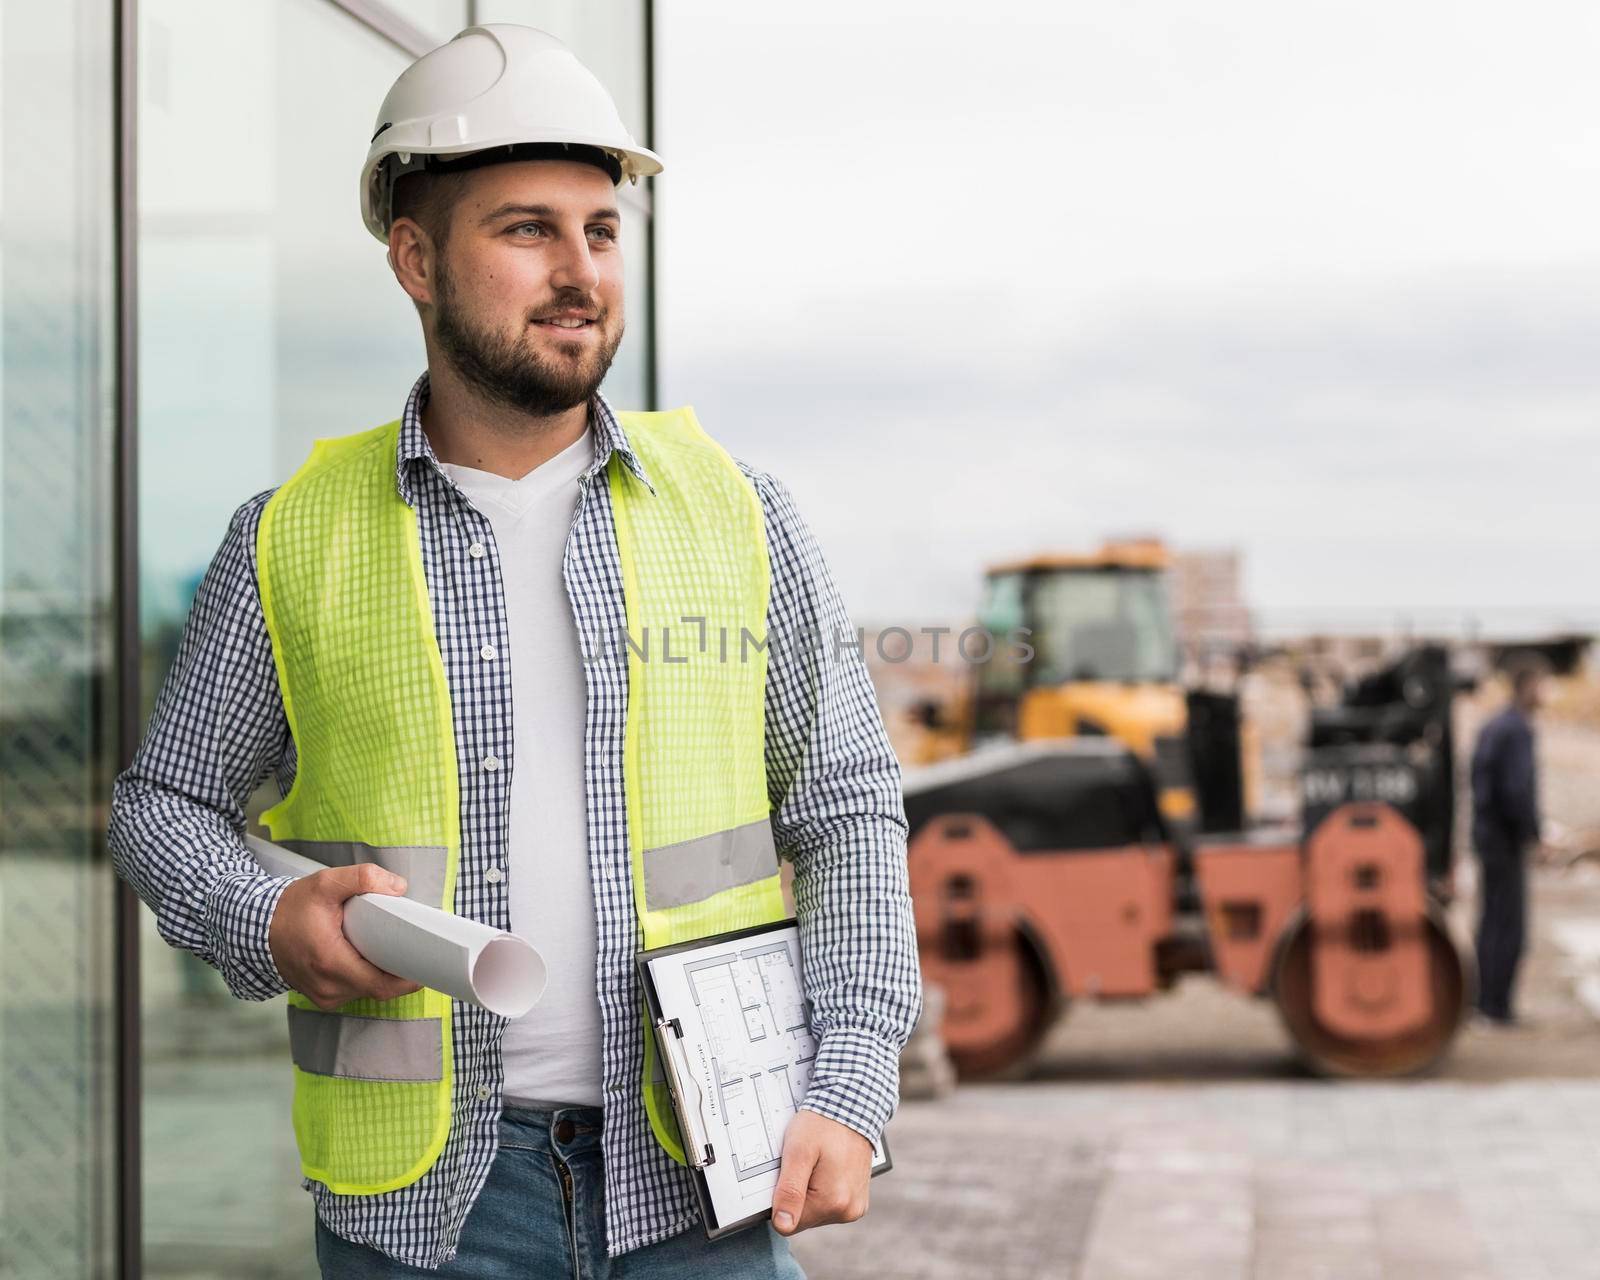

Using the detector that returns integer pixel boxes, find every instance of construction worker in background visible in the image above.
[108,24,920,1277]
[1469,660,1545,1027]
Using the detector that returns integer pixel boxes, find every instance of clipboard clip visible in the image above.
[654,1016,717,1169]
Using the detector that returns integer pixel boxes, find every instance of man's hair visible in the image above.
[1507,655,1548,698]
[389,167,468,254]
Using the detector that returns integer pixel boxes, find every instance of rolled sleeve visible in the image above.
[740,463,923,1146]
[205,869,295,1000]
[799,1025,906,1146]
[106,489,297,1002]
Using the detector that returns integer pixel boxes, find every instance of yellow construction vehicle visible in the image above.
[918,539,1211,831]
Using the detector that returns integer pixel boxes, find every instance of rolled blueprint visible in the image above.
[244,834,546,1018]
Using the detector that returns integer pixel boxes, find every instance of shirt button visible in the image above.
[476,1084,491,1102]
[480,644,497,661]
[468,542,486,559]
[485,866,504,885]
[482,754,501,772]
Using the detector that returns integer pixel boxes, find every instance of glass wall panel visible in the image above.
[608,210,654,411]
[0,3,119,1278]
[136,3,657,1272]
[137,2,414,1274]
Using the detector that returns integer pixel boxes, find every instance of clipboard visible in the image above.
[635,918,893,1240]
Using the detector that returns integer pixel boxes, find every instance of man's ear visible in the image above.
[388,219,436,309]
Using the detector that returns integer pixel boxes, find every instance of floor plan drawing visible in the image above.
[683,937,815,1180]
[644,922,890,1231]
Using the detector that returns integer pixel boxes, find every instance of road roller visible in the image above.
[904,646,1475,1078]
[908,541,1226,828]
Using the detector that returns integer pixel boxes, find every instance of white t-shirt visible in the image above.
[439,426,602,1106]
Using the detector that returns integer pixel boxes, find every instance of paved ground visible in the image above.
[139,870,1600,1279]
[789,864,1600,1280]
[136,690,1600,1278]
[791,1077,1600,1280]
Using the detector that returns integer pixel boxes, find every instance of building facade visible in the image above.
[0,3,657,1275]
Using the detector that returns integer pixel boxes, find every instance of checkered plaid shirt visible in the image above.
[109,372,921,1268]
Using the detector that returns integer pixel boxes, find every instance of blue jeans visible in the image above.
[314,1103,806,1278]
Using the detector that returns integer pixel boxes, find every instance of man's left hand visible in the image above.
[770,1110,873,1236]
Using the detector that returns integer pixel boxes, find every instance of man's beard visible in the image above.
[432,260,623,417]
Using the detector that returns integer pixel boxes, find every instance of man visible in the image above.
[1469,660,1545,1027]
[108,24,920,1277]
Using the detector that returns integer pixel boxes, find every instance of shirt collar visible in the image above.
[394,369,655,508]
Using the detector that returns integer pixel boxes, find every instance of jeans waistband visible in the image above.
[497,1098,604,1160]
[501,1096,604,1117]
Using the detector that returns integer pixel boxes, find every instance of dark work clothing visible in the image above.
[1470,706,1539,1020]
[1470,707,1539,853]
[1475,845,1527,1022]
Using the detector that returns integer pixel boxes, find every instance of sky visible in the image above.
[655,1,1600,637]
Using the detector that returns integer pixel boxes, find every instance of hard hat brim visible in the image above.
[360,135,662,244]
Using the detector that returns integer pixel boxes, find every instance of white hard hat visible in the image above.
[360,24,663,244]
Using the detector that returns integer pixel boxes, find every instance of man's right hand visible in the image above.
[268,864,422,1009]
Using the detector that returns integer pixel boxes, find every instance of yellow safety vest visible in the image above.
[256,407,787,1195]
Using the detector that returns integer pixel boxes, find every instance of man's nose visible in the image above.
[548,234,600,294]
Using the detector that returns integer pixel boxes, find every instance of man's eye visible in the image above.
[589,225,618,242]
[510,222,546,237]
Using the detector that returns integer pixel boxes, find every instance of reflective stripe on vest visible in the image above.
[280,839,451,909]
[642,818,778,912]
[287,1007,444,1082]
[256,407,786,1193]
